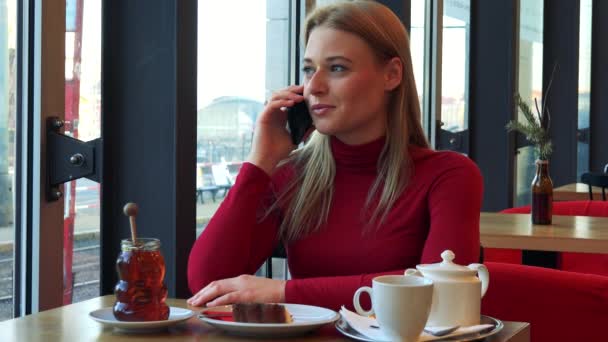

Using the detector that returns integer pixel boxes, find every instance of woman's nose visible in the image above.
[306,70,328,96]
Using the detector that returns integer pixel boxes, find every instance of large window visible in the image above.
[577,0,592,177]
[196,0,290,276]
[410,0,426,122]
[0,0,16,321]
[62,0,102,306]
[196,0,288,216]
[441,0,470,137]
[515,0,544,206]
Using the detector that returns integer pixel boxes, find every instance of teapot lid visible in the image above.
[416,250,476,274]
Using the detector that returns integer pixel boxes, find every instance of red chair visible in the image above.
[481,262,608,342]
[484,201,608,276]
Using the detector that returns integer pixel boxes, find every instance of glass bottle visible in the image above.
[531,159,553,225]
[113,238,169,321]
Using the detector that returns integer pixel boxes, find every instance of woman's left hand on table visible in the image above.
[187,274,286,307]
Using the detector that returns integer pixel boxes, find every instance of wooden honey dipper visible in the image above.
[123,202,139,244]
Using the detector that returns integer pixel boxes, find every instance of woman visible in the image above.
[187,0,482,311]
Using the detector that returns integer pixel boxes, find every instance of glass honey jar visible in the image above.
[113,238,169,321]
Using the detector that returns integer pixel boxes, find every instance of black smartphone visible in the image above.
[286,100,313,145]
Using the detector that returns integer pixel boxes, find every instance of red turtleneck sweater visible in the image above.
[187,137,483,311]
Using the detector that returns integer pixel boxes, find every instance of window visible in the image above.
[577,0,592,177]
[515,0,544,206]
[62,0,102,305]
[410,0,427,121]
[441,0,470,136]
[441,0,471,132]
[0,0,17,321]
[196,0,291,278]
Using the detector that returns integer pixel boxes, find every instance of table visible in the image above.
[554,182,604,201]
[480,212,608,267]
[480,212,608,254]
[0,296,530,342]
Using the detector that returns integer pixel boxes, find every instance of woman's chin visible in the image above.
[309,127,329,136]
[309,122,336,137]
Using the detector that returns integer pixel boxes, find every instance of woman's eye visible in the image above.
[302,66,315,76]
[330,65,347,72]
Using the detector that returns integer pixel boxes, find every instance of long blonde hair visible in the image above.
[274,0,428,242]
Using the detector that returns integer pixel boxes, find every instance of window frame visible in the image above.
[14,0,66,316]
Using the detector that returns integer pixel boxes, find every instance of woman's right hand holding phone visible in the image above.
[247,85,305,175]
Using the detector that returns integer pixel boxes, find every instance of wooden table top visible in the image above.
[0,295,530,342]
[480,212,608,253]
[554,182,604,201]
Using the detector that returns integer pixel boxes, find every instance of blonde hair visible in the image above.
[274,0,428,242]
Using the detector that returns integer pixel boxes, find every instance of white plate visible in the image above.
[335,315,504,342]
[89,306,195,332]
[199,303,339,338]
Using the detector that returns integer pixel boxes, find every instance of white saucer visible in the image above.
[199,303,339,338]
[335,315,504,342]
[89,306,195,332]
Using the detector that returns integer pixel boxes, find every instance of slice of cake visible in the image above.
[232,303,293,323]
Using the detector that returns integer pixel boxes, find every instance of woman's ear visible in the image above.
[384,57,403,91]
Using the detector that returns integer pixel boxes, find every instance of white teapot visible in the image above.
[404,250,489,327]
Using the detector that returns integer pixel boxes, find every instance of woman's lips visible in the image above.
[310,104,335,116]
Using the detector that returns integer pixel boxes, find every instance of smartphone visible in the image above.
[286,100,313,145]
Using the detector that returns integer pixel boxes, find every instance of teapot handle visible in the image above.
[404,268,422,277]
[468,263,490,297]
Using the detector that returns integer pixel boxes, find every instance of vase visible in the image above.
[531,159,553,224]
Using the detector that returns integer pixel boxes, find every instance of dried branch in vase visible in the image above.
[506,64,557,161]
[506,94,553,160]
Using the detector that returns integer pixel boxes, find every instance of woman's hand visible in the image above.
[186,274,287,307]
[247,85,305,175]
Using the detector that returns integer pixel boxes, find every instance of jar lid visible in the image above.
[416,250,476,274]
[121,238,161,251]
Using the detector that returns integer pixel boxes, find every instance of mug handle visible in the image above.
[404,268,422,277]
[353,286,374,316]
[468,263,490,297]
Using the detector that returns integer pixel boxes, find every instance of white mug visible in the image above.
[353,275,434,342]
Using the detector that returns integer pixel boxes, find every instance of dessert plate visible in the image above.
[89,307,195,332]
[199,303,339,338]
[335,315,504,342]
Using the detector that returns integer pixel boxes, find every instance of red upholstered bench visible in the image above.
[481,262,608,342]
[483,201,608,276]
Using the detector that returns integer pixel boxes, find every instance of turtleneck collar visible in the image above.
[330,135,385,173]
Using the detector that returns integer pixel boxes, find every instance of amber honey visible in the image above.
[113,238,169,321]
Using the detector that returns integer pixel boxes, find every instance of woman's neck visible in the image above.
[330,135,385,173]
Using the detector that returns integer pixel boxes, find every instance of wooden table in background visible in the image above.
[480,212,608,253]
[0,295,530,342]
[554,182,603,201]
[480,212,608,267]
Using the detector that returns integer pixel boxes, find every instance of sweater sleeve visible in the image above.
[420,154,483,265]
[285,270,406,311]
[187,163,282,294]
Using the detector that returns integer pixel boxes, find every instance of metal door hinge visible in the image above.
[46,117,102,201]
